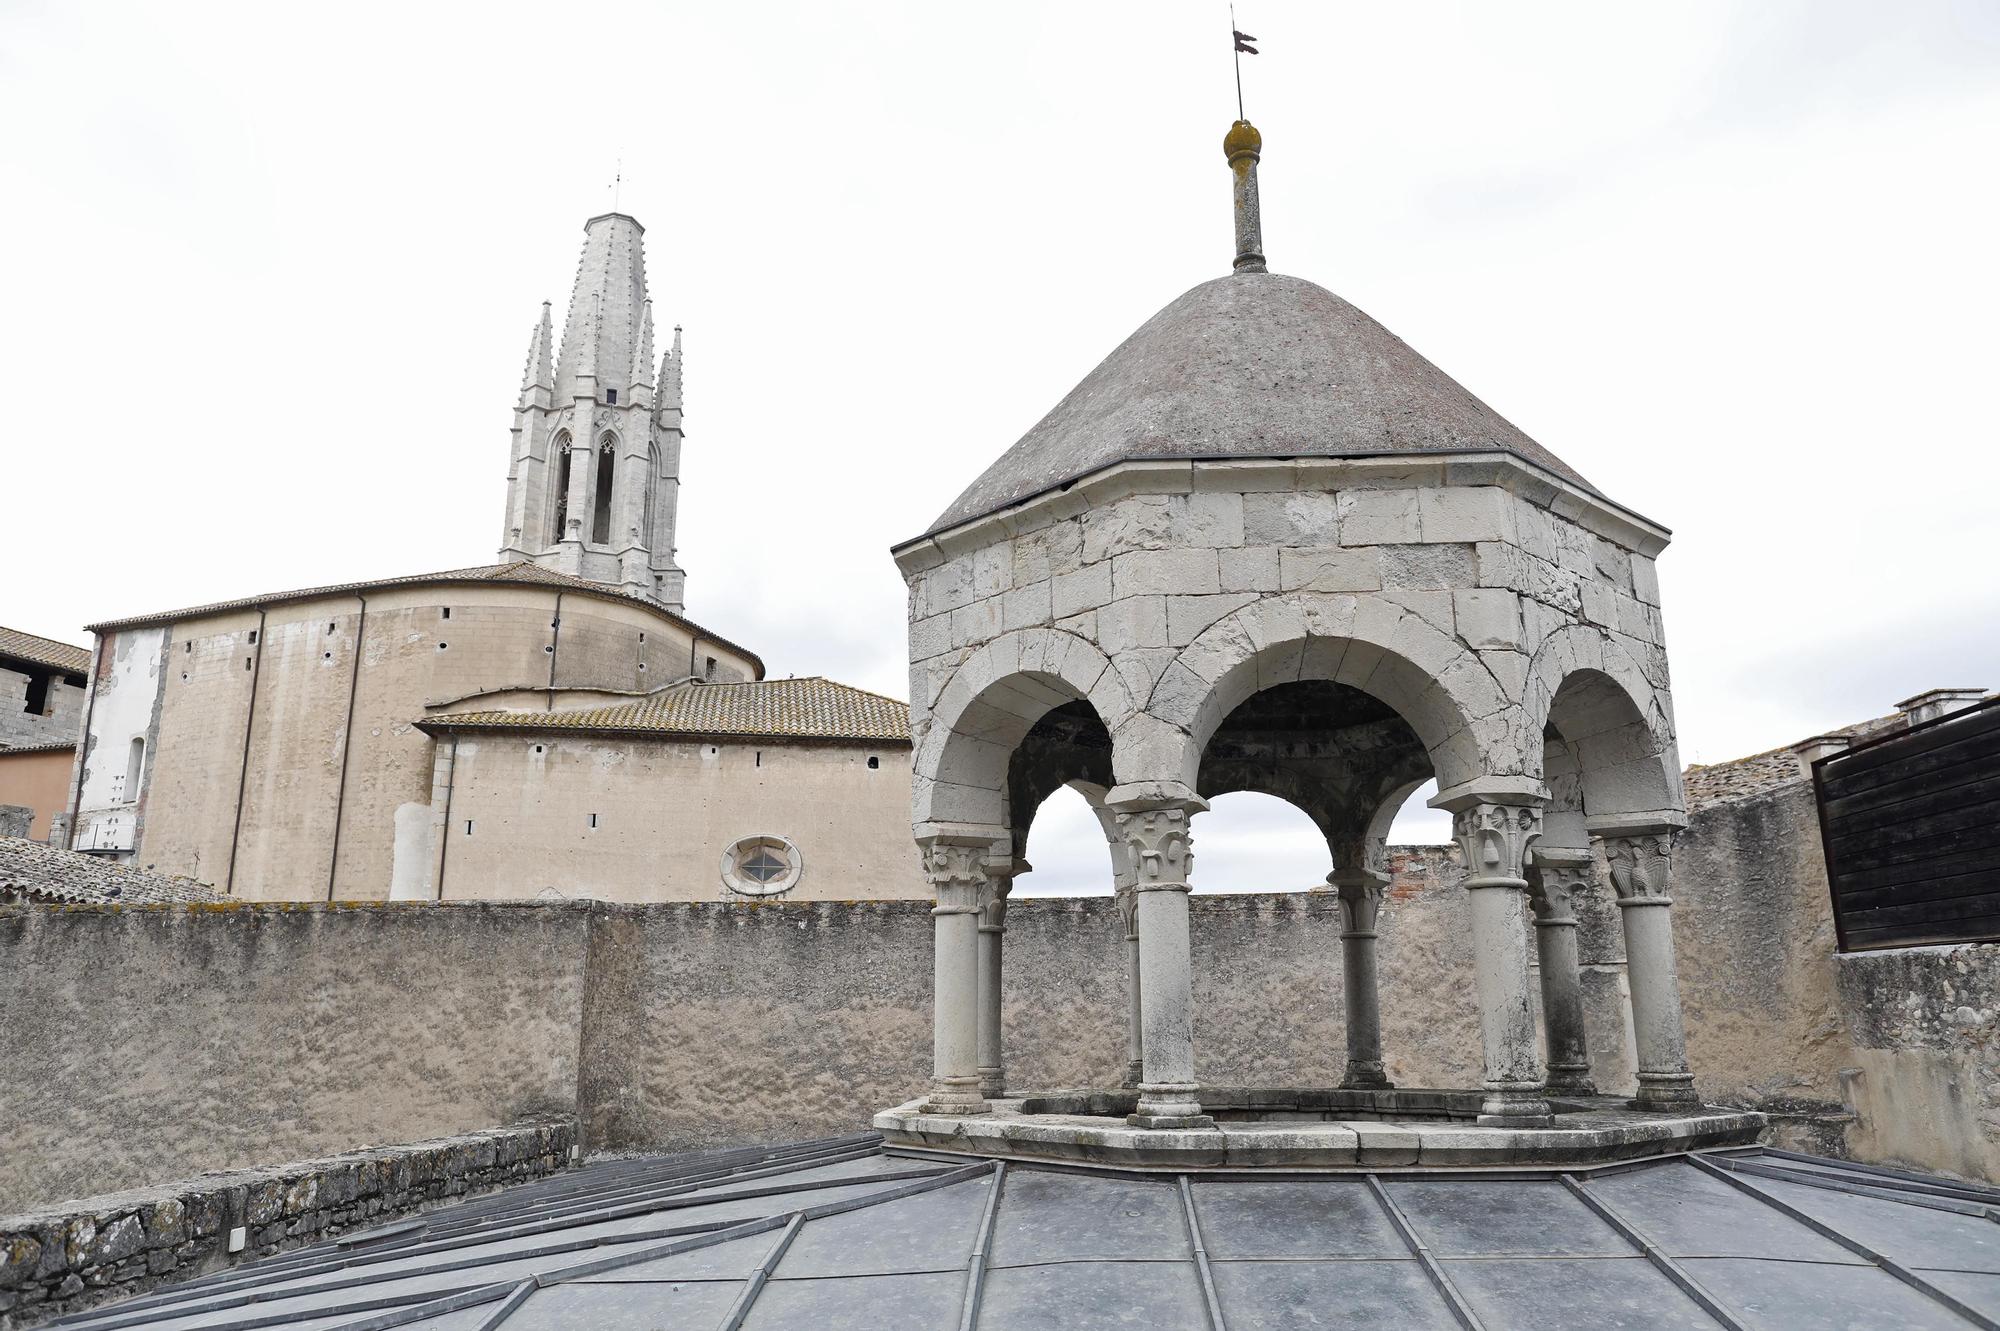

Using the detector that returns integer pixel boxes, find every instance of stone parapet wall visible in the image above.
[0,1119,576,1329]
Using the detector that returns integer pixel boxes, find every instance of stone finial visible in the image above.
[1225,119,1266,274]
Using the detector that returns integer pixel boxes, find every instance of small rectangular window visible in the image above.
[606,388,617,404]
[248,630,258,645]
[704,656,717,680]
[244,657,252,671]
[465,820,474,836]
[441,607,451,620]
[589,813,599,829]
[185,641,192,653]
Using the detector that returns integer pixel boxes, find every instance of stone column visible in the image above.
[1526,848,1597,1096]
[1450,800,1551,1122]
[1113,796,1213,1129]
[976,852,1026,1099]
[1115,882,1143,1089]
[1326,865,1393,1089]
[1597,829,1700,1110]
[917,831,996,1115]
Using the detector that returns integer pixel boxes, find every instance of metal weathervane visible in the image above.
[1230,5,1259,120]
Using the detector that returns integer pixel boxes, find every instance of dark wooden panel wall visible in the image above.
[1818,697,2000,951]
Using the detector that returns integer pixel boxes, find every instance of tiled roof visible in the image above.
[0,836,222,905]
[0,740,76,755]
[1683,711,1909,810]
[81,562,764,677]
[48,1135,2000,1330]
[422,677,910,743]
[0,625,90,676]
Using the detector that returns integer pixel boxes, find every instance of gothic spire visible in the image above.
[553,212,650,398]
[660,325,683,415]
[518,302,554,405]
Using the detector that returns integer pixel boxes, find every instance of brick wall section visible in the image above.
[0,1119,575,1329]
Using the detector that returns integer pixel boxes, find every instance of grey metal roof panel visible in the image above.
[45,1138,2000,1331]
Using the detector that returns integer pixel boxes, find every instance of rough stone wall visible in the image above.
[0,903,588,1211]
[1835,945,2000,1181]
[72,585,757,901]
[0,1119,575,1329]
[0,670,83,749]
[436,734,924,902]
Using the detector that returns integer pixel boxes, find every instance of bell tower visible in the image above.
[499,213,687,611]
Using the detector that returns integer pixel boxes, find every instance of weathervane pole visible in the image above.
[1231,3,1245,120]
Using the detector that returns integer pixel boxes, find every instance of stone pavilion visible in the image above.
[881,119,1759,1164]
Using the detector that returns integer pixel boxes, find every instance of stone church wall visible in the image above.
[70,583,757,900]
[435,734,924,902]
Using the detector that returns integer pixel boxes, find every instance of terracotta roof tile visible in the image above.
[422,677,909,743]
[0,837,222,904]
[0,625,90,676]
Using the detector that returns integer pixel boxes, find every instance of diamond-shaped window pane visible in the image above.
[741,849,790,883]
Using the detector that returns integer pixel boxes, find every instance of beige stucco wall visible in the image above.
[433,733,924,901]
[0,748,74,840]
[73,583,758,899]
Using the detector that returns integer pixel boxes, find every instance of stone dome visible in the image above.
[929,270,1597,535]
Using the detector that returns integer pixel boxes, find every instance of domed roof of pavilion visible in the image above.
[929,270,1598,536]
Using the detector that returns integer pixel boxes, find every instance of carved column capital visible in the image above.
[917,832,998,915]
[1526,846,1594,925]
[1326,868,1391,937]
[1112,799,1201,894]
[1450,801,1545,888]
[979,854,1027,930]
[1597,831,1678,906]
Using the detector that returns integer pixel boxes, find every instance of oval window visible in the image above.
[721,835,803,897]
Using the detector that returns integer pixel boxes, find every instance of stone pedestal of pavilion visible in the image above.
[875,1090,1764,1171]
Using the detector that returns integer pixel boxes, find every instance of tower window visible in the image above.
[22,670,50,714]
[591,443,615,543]
[606,388,617,404]
[441,607,451,620]
[247,630,258,645]
[126,737,146,799]
[704,656,717,680]
[552,431,574,531]
[868,756,880,770]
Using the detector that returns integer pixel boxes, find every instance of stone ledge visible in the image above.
[0,1117,577,1329]
[874,1093,1764,1170]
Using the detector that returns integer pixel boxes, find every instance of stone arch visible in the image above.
[1526,627,1680,824]
[1137,594,1513,793]
[913,629,1137,828]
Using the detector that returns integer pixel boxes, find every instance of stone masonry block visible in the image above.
[971,543,1012,599]
[1098,597,1170,653]
[1383,590,1454,635]
[1453,589,1523,651]
[1219,546,1280,593]
[909,613,952,662]
[1177,492,1246,548]
[1339,488,1421,546]
[1417,487,1515,544]
[1112,549,1220,598]
[1167,593,1260,646]
[1379,544,1476,590]
[1052,562,1113,619]
[1002,580,1053,633]
[1244,492,1340,546]
[949,597,1002,648]
[1579,580,1617,629]
[1631,556,1661,606]
[1083,496,1173,563]
[1278,547,1383,593]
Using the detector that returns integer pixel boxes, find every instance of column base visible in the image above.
[922,1078,990,1116]
[1127,1083,1214,1130]
[1546,1066,1597,1097]
[1340,1061,1394,1090]
[1632,1073,1700,1110]
[1477,1085,1553,1125]
[978,1066,1005,1099]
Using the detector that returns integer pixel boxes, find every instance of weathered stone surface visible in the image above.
[0,1119,575,1328]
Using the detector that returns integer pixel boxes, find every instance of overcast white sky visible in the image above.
[3,0,1994,892]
